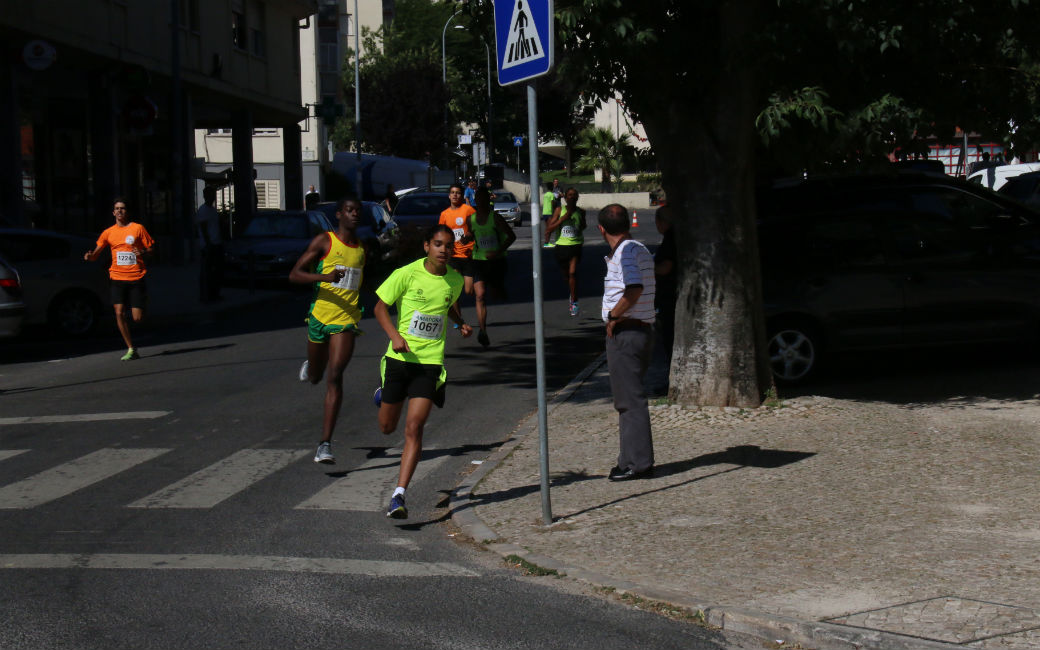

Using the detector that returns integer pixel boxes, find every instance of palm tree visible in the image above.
[575,127,633,192]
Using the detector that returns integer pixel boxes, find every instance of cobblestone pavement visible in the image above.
[457,356,1040,649]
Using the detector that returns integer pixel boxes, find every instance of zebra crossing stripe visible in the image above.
[0,553,480,577]
[295,448,449,511]
[0,411,171,425]
[0,450,29,463]
[129,449,309,509]
[0,448,171,509]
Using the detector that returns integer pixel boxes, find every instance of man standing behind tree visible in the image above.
[195,186,223,303]
[598,203,656,481]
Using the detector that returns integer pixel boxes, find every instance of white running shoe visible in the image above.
[299,361,310,382]
[314,441,334,464]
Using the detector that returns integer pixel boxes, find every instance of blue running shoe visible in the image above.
[386,494,407,519]
[373,386,382,407]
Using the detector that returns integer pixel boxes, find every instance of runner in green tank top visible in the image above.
[544,187,586,316]
[468,187,516,348]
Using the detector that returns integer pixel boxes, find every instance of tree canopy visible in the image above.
[545,0,1040,406]
[333,0,590,171]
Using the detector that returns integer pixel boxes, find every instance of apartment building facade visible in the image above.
[195,0,393,211]
[2,0,316,257]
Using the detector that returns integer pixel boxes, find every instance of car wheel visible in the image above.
[49,290,102,337]
[767,319,822,384]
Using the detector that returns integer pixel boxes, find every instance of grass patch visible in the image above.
[504,554,561,577]
[594,587,708,624]
[763,386,784,409]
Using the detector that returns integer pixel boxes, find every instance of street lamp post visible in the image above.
[481,36,493,164]
[442,9,463,84]
[441,8,463,174]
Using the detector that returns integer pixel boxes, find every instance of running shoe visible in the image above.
[120,348,139,361]
[477,329,490,348]
[542,242,555,248]
[569,301,580,317]
[373,387,382,407]
[314,441,335,464]
[298,360,310,382]
[386,494,407,519]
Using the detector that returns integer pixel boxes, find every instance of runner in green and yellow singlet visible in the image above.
[289,197,366,465]
[373,224,472,519]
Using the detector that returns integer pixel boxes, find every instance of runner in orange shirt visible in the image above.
[84,197,155,361]
[438,183,477,321]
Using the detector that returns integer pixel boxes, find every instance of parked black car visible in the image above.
[391,191,451,262]
[757,173,1040,383]
[223,210,334,282]
[998,170,1040,210]
[312,200,401,268]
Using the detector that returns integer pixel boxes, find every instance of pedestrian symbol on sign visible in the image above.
[502,1,545,70]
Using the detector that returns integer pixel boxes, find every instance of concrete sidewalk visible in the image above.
[452,354,1040,649]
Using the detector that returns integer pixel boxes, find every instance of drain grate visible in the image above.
[824,596,1040,646]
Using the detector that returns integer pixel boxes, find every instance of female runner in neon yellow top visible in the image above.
[373,224,472,519]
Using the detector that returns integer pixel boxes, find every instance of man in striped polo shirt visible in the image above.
[598,204,657,482]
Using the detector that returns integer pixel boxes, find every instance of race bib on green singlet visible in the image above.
[408,311,444,340]
[477,234,498,251]
[561,225,577,240]
[116,251,137,266]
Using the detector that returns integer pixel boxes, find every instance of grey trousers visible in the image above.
[605,327,655,472]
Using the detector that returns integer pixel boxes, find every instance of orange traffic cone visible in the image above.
[631,210,639,227]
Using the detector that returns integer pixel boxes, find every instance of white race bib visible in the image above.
[331,265,361,291]
[477,235,498,251]
[116,251,137,266]
[452,228,465,241]
[561,225,577,240]
[407,311,444,340]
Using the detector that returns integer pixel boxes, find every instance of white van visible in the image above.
[967,162,1040,190]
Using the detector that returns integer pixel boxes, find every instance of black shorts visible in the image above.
[471,258,507,287]
[554,244,583,267]
[110,279,148,309]
[448,256,473,277]
[381,357,446,408]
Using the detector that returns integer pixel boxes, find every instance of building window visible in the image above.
[179,0,200,32]
[255,180,281,209]
[382,0,395,25]
[252,128,278,136]
[232,11,247,50]
[250,1,267,58]
[207,128,232,135]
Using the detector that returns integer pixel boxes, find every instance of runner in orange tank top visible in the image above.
[84,197,155,361]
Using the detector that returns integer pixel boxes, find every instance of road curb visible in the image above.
[450,354,964,650]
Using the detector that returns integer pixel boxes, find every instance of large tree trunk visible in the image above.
[634,0,772,407]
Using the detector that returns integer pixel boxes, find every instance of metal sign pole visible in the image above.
[527,83,552,525]
[493,0,554,527]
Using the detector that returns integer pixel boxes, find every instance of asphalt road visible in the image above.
[0,221,760,649]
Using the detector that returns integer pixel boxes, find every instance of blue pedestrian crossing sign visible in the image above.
[513,136,524,147]
[493,0,554,86]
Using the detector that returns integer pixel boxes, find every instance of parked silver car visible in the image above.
[0,229,108,336]
[0,254,25,338]
[492,191,523,226]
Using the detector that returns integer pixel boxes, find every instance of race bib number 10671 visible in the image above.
[407,311,444,340]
